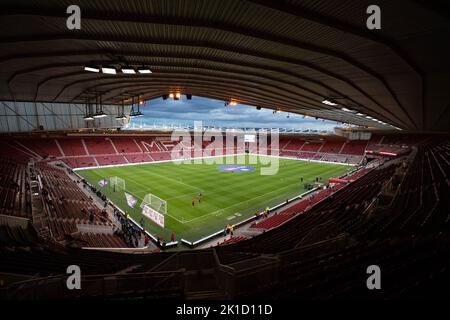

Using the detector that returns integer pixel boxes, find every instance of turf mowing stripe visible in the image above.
[78,155,352,241]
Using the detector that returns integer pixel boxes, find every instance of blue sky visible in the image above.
[129,96,343,130]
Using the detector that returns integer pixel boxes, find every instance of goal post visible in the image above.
[110,176,126,192]
[140,193,167,215]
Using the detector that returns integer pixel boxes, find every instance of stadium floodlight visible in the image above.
[83,115,94,121]
[175,93,181,99]
[341,107,352,112]
[101,66,117,74]
[121,66,136,74]
[93,111,108,118]
[322,99,338,106]
[129,111,144,117]
[356,113,365,116]
[137,67,152,74]
[84,65,100,73]
[169,93,174,98]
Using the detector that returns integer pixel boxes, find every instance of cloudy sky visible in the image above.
[128,96,343,130]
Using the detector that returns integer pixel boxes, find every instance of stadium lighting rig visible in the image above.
[101,66,117,75]
[130,111,144,117]
[91,95,109,118]
[129,96,145,117]
[83,64,152,75]
[116,100,128,121]
[273,108,282,114]
[321,95,348,107]
[166,92,182,100]
[321,99,338,106]
[115,115,127,120]
[342,106,391,127]
[224,99,237,106]
[83,98,95,121]
[93,111,108,118]
[129,110,144,118]
[137,67,152,74]
[84,65,100,73]
[121,66,136,74]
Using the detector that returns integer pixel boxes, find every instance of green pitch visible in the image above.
[77,155,352,242]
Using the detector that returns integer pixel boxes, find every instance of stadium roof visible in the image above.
[0,0,449,131]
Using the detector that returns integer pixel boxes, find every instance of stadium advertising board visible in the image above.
[142,205,165,228]
[244,134,256,143]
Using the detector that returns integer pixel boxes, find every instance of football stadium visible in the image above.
[0,0,449,303]
[78,155,352,242]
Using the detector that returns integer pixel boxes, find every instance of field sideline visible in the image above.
[77,155,352,242]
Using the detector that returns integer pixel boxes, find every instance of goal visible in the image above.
[110,176,126,192]
[140,193,167,215]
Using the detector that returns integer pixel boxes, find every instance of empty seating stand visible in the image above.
[35,163,120,243]
[0,159,30,218]
[84,137,116,155]
[3,135,401,169]
[75,233,128,248]
[251,184,345,230]
[57,138,87,157]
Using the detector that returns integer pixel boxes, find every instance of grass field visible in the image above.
[77,155,352,242]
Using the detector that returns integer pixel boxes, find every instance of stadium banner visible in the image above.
[142,205,165,228]
[124,192,138,208]
[98,179,109,187]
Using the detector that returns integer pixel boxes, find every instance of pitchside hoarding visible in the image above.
[142,205,165,228]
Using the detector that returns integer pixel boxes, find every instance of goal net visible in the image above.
[110,176,126,192]
[140,193,167,215]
